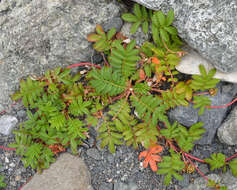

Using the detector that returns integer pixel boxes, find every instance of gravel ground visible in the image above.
[0,101,237,190]
[0,64,237,190]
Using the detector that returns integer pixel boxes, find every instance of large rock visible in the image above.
[218,106,237,145]
[132,0,237,73]
[176,48,237,83]
[0,0,122,108]
[22,153,93,190]
[169,82,237,145]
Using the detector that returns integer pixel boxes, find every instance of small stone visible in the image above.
[107,154,114,164]
[198,164,209,175]
[168,105,198,127]
[80,70,87,75]
[86,148,102,160]
[87,137,95,148]
[9,162,15,167]
[5,157,9,163]
[178,174,190,187]
[17,110,26,118]
[15,175,21,181]
[0,115,18,135]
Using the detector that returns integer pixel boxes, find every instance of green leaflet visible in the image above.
[89,67,126,96]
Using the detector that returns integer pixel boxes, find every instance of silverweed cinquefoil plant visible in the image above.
[10,3,237,189]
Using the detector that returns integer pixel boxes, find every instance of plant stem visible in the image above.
[66,62,102,69]
[193,92,209,96]
[185,155,209,182]
[183,152,206,163]
[225,153,237,162]
[0,146,16,150]
[207,97,237,109]
[151,88,165,93]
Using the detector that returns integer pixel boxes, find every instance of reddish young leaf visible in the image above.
[96,24,105,35]
[48,144,66,156]
[139,145,163,172]
[139,69,146,80]
[87,33,101,42]
[152,57,160,65]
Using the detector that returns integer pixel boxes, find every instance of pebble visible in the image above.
[178,174,190,187]
[16,110,26,119]
[9,163,15,167]
[107,154,115,164]
[5,157,9,163]
[0,115,18,135]
[114,181,138,190]
[15,175,21,181]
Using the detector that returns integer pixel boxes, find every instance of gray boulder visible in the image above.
[132,0,237,73]
[218,106,237,145]
[0,0,122,109]
[169,82,237,145]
